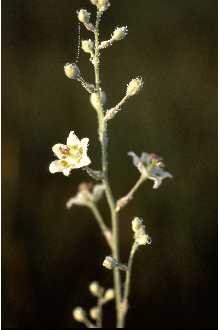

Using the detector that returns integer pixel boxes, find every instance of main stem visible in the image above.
[94,11,123,328]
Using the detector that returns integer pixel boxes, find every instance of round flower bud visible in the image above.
[126,77,144,97]
[72,307,86,322]
[90,91,106,111]
[82,39,94,54]
[78,9,91,24]
[89,281,100,296]
[104,289,115,301]
[89,307,99,320]
[112,26,128,41]
[64,63,80,80]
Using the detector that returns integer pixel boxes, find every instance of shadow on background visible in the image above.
[2,0,217,328]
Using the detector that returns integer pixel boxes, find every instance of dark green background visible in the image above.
[2,0,217,328]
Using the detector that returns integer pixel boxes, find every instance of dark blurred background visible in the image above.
[2,0,217,328]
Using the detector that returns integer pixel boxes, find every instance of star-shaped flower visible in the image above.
[128,151,172,189]
[49,131,91,176]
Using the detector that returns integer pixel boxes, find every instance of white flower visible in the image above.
[128,151,172,189]
[66,182,105,208]
[49,131,91,176]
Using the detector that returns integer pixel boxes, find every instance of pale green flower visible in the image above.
[49,131,91,176]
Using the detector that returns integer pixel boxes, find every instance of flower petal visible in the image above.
[67,131,80,147]
[128,151,140,167]
[63,167,73,176]
[80,138,89,151]
[49,160,65,174]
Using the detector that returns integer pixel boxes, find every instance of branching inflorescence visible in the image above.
[49,0,172,328]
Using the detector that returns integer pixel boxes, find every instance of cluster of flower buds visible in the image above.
[66,182,105,208]
[89,281,114,302]
[129,151,172,189]
[99,26,128,49]
[103,256,128,271]
[90,0,110,12]
[132,217,152,246]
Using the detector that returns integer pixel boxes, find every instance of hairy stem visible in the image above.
[121,243,139,327]
[116,175,146,212]
[93,10,122,328]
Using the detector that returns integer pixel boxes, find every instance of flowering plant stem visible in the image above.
[94,10,123,328]
[120,242,139,327]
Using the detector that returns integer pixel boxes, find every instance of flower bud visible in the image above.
[132,217,143,233]
[90,0,110,12]
[72,307,86,322]
[112,26,128,41]
[126,77,143,97]
[78,9,91,24]
[89,307,99,320]
[89,281,100,296]
[82,39,94,54]
[90,91,106,111]
[64,63,80,80]
[104,289,115,301]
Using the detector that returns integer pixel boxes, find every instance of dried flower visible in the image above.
[90,307,99,320]
[103,256,128,271]
[90,0,110,12]
[89,281,100,296]
[128,151,172,189]
[112,26,128,41]
[103,256,117,270]
[66,182,105,208]
[126,77,143,97]
[73,307,86,322]
[132,217,152,246]
[64,63,80,80]
[49,131,91,176]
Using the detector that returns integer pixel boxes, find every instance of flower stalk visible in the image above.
[49,0,172,328]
